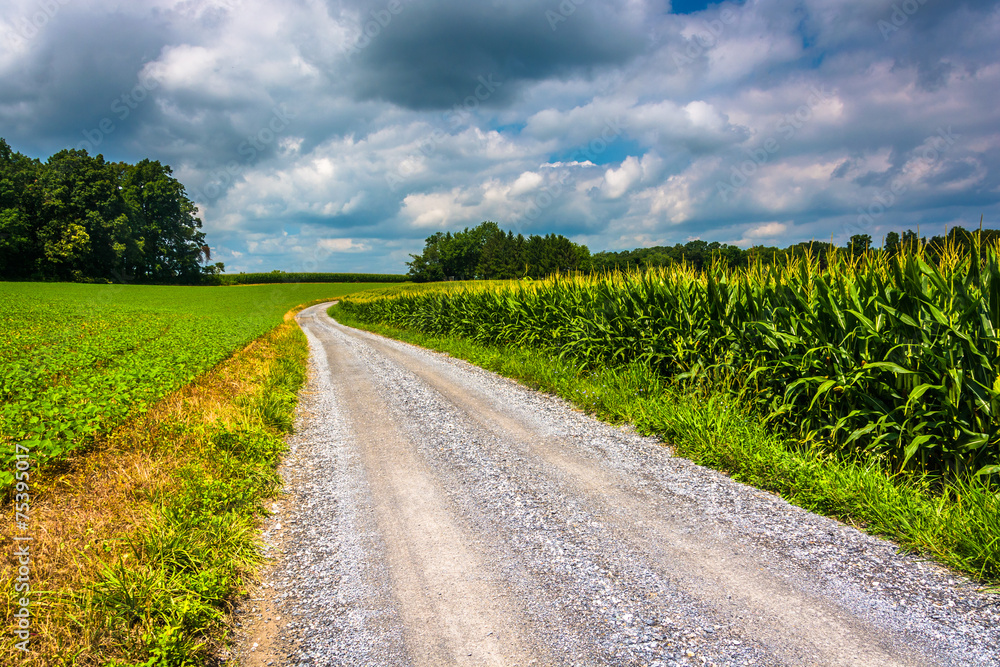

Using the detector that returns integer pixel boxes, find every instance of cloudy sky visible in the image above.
[2,0,998,273]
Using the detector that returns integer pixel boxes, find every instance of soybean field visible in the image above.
[0,282,393,491]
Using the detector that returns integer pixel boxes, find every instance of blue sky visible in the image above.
[1,0,998,273]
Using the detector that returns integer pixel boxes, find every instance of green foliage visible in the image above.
[406,221,591,281]
[342,245,1000,481]
[0,138,214,283]
[591,238,755,272]
[589,223,1000,273]
[848,234,873,256]
[82,323,308,666]
[90,429,291,664]
[0,281,392,493]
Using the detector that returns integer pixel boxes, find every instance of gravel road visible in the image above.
[234,302,1000,667]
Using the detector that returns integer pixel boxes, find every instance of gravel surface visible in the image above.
[234,303,1000,666]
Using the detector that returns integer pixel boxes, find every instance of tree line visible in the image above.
[590,228,999,273]
[0,138,222,283]
[407,221,592,281]
[410,223,999,282]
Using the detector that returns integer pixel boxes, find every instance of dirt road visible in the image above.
[235,303,999,666]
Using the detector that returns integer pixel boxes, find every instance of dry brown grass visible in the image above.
[0,323,298,665]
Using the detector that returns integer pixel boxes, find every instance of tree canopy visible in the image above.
[591,239,750,273]
[408,221,1000,283]
[0,138,222,282]
[406,221,592,282]
[590,224,998,273]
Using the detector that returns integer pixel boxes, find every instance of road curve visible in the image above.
[237,302,1000,666]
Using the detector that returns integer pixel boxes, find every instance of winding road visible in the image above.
[235,302,999,666]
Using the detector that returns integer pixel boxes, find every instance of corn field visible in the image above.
[343,245,1000,480]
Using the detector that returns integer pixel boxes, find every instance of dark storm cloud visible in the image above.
[343,0,649,109]
[873,0,999,91]
[0,8,171,158]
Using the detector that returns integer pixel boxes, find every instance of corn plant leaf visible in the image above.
[902,435,935,469]
[863,361,917,374]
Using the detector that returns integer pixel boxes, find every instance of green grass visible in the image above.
[0,281,393,491]
[91,327,308,666]
[331,303,1000,588]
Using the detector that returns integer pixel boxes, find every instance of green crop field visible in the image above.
[0,282,389,490]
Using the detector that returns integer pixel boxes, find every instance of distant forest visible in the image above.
[407,221,591,282]
[591,228,999,273]
[0,139,222,283]
[410,222,999,282]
